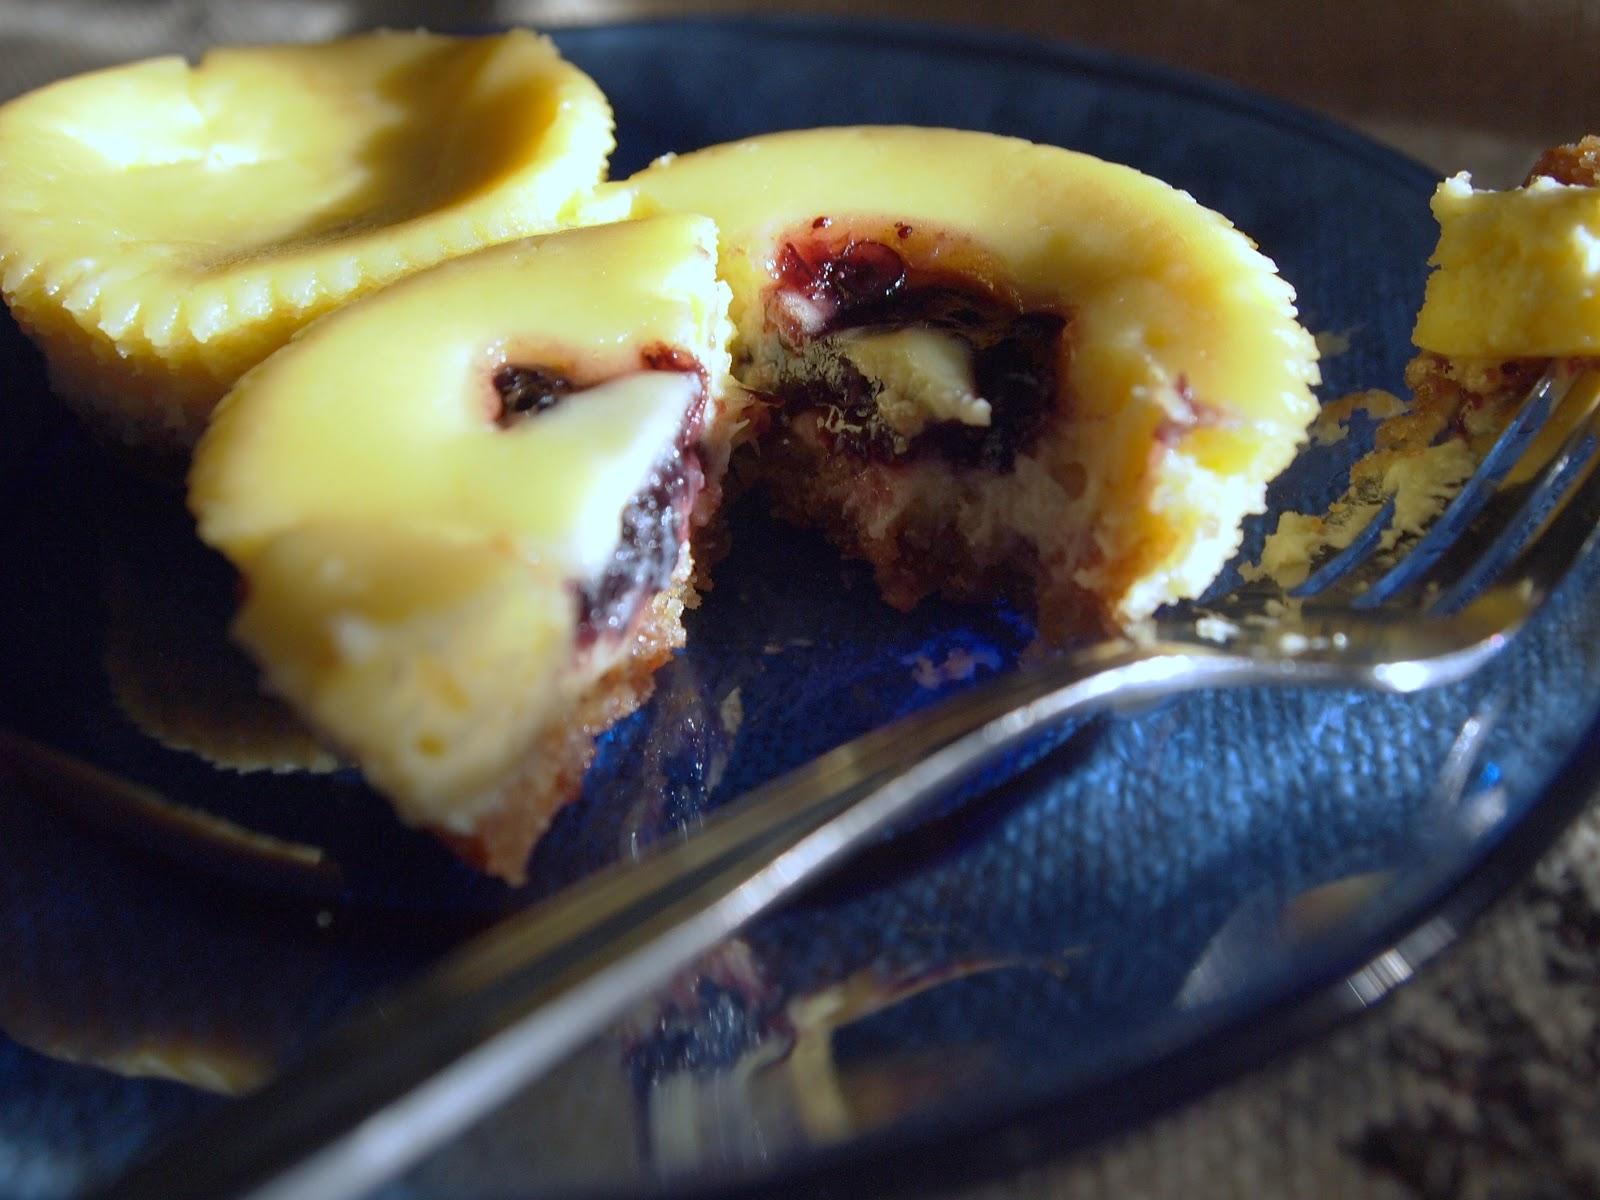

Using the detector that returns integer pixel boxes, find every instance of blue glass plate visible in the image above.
[4,16,1600,1200]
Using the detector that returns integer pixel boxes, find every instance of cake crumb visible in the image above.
[904,647,1002,689]
[1308,388,1407,446]
[1251,352,1502,591]
[1193,614,1240,644]
[1313,329,1355,360]
[718,687,744,737]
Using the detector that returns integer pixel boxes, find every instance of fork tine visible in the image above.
[1351,363,1574,606]
[1287,494,1395,598]
[1424,379,1600,614]
[1394,370,1600,612]
[1291,363,1569,602]
[1476,410,1600,611]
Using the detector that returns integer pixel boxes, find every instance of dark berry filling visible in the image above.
[572,346,710,649]
[574,446,703,647]
[771,236,907,338]
[766,233,1067,471]
[492,348,709,647]
[492,364,577,428]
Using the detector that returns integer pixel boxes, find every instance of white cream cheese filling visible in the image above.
[514,369,698,579]
[833,327,991,437]
[747,324,991,448]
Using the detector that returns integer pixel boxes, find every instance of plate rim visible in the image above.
[547,11,1442,192]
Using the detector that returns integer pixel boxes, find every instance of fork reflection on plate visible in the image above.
[74,363,1600,1200]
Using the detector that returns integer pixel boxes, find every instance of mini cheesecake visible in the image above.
[190,216,733,881]
[614,127,1321,636]
[0,30,614,459]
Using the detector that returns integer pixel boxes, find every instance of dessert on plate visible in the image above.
[190,127,1321,880]
[612,127,1322,637]
[0,36,1327,881]
[189,215,733,881]
[0,29,613,459]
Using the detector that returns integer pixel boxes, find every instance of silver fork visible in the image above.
[94,364,1600,1200]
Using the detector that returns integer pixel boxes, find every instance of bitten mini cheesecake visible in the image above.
[189,216,734,881]
[612,127,1321,636]
[193,127,1323,881]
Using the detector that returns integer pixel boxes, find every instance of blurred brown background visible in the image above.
[536,0,1596,182]
[0,0,1593,183]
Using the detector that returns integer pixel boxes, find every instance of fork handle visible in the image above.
[97,639,1276,1200]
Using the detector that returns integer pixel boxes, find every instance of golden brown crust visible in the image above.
[1526,137,1600,187]
[1405,351,1600,460]
[1402,352,1545,451]
[439,565,691,884]
[748,414,1113,641]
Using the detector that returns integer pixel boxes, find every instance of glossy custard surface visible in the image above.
[0,30,615,451]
